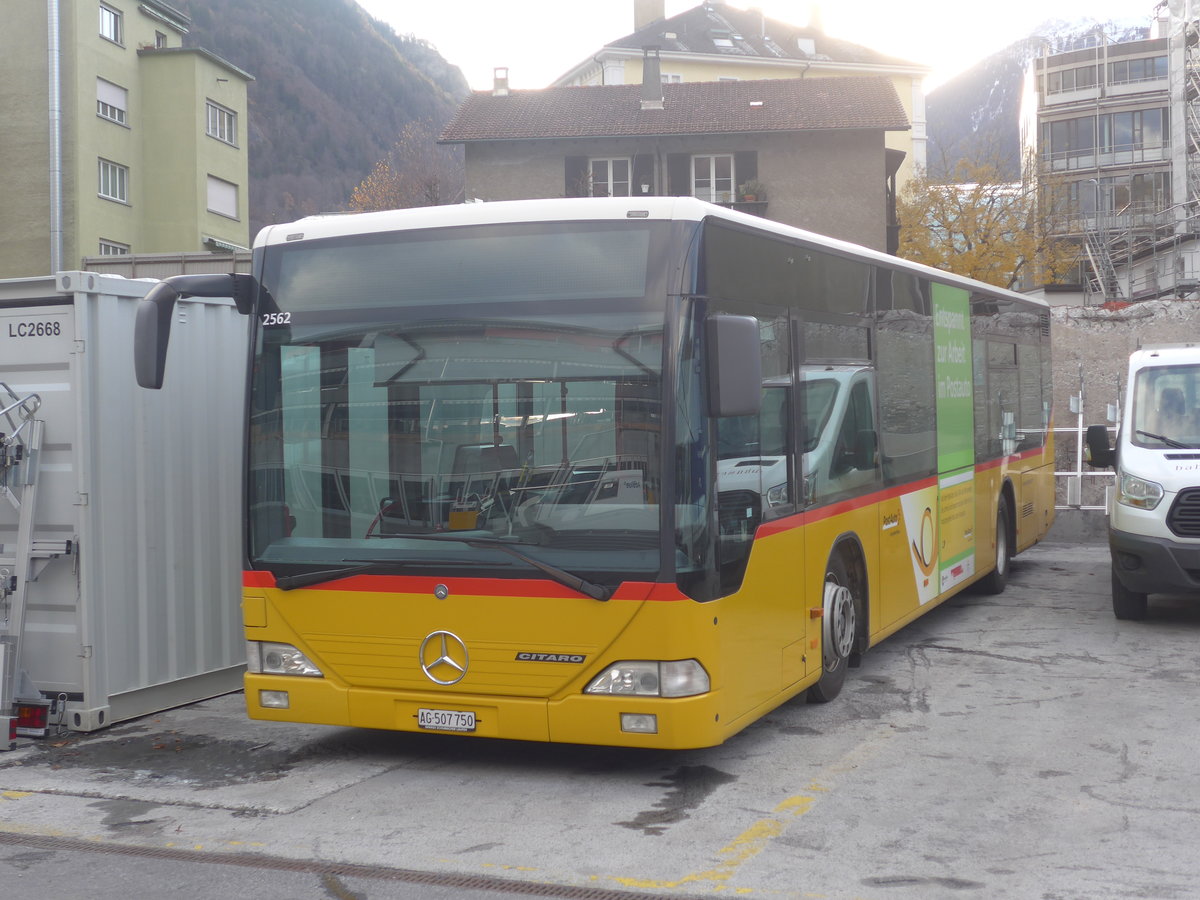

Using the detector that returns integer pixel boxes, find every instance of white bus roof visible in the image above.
[253,197,1045,309]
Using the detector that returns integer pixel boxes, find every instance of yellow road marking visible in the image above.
[606,786,821,893]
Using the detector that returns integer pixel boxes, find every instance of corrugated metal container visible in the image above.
[80,251,251,280]
[0,273,248,731]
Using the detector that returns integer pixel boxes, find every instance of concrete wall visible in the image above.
[1048,299,1200,541]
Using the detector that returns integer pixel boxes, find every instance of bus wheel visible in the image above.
[1111,566,1148,620]
[808,554,858,703]
[978,497,1011,595]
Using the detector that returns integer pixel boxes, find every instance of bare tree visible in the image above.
[348,119,463,211]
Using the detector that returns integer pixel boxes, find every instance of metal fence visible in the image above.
[1054,423,1114,511]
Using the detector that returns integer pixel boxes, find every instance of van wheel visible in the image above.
[808,553,858,703]
[1112,566,1148,620]
[978,498,1011,595]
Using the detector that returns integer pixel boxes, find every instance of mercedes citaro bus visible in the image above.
[134,197,1054,748]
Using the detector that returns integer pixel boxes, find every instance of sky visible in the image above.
[356,0,1158,92]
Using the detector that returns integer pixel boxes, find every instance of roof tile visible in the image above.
[441,77,910,143]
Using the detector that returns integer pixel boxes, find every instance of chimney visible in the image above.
[634,0,665,32]
[640,46,663,110]
[808,4,825,34]
[492,67,510,97]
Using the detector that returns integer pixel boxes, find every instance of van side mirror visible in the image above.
[706,315,762,418]
[1085,424,1115,469]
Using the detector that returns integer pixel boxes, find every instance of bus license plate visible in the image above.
[418,708,476,732]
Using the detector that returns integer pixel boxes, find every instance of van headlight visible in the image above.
[246,641,323,677]
[765,482,789,507]
[1116,472,1164,510]
[585,660,710,698]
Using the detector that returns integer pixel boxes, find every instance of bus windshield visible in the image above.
[246,221,671,588]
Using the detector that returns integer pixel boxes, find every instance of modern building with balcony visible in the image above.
[1023,4,1200,304]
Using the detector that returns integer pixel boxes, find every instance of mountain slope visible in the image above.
[926,18,1150,180]
[176,0,469,236]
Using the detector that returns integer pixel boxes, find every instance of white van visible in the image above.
[1087,344,1200,619]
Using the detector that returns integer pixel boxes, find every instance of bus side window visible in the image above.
[832,380,878,478]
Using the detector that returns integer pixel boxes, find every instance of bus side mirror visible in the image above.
[706,314,762,418]
[1085,424,1115,469]
[134,273,255,389]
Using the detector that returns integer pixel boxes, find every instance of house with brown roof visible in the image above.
[439,63,910,253]
[552,0,929,190]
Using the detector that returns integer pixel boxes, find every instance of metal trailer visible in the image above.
[0,272,248,733]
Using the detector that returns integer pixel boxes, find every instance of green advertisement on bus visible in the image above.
[933,283,976,592]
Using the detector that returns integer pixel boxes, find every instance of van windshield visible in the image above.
[1132,364,1200,448]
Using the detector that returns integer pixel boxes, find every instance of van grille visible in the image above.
[718,490,761,536]
[1167,488,1200,537]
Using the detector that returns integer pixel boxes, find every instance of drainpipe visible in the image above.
[47,0,63,274]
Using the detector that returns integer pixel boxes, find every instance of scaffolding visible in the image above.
[1059,4,1200,303]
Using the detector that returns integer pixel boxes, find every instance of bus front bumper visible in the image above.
[244,674,730,749]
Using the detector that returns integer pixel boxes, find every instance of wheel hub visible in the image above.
[823,579,856,666]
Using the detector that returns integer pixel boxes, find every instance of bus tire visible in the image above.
[807,552,858,704]
[1112,566,1148,620]
[978,497,1011,595]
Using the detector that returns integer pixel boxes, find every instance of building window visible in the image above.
[206,175,239,219]
[98,239,130,256]
[96,78,128,125]
[661,72,682,84]
[1099,108,1169,154]
[206,101,238,146]
[1046,64,1098,94]
[155,30,167,48]
[1109,56,1168,86]
[589,158,631,197]
[99,3,123,44]
[692,154,735,203]
[98,158,128,203]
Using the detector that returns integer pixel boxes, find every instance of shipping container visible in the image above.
[0,272,248,731]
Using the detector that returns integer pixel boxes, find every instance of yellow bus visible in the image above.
[134,197,1055,749]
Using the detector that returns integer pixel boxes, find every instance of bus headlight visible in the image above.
[246,640,323,677]
[1116,472,1164,510]
[584,660,710,698]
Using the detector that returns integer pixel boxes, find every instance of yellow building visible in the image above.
[2,1,252,278]
[554,0,929,191]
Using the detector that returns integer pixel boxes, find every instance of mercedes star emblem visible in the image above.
[419,630,469,685]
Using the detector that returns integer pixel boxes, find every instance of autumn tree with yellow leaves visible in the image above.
[897,152,1079,292]
[348,119,463,212]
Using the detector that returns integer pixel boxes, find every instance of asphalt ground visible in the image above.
[2,540,1198,900]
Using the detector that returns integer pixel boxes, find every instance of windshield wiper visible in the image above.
[271,558,506,591]
[464,538,612,601]
[394,534,613,601]
[1136,429,1193,449]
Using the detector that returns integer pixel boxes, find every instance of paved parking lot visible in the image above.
[2,540,1198,899]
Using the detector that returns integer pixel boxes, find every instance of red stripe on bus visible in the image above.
[755,448,1050,539]
[241,570,681,602]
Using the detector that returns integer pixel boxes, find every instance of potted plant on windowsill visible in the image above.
[738,180,766,202]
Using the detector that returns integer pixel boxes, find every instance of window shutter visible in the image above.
[667,153,690,196]
[565,156,588,197]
